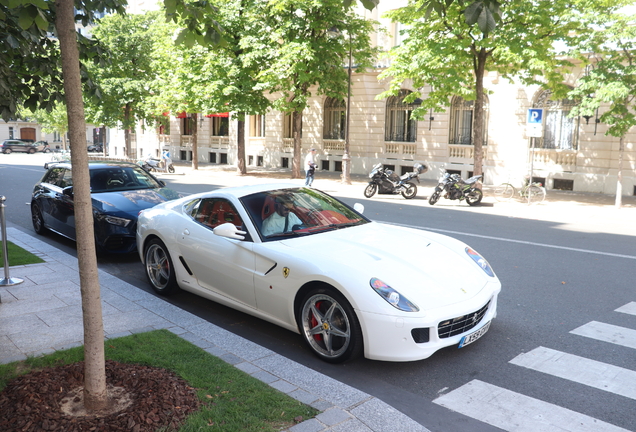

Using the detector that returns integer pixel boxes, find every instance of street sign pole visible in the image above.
[526,109,543,204]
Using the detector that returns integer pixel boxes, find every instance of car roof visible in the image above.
[46,160,140,170]
[190,183,303,201]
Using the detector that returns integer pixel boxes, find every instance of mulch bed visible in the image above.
[0,360,200,432]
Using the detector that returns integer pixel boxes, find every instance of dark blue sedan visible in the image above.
[31,161,183,253]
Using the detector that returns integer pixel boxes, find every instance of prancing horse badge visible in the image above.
[282,267,290,278]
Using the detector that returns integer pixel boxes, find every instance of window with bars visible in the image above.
[249,115,265,137]
[323,97,346,140]
[533,90,579,150]
[384,89,420,142]
[448,96,489,145]
[181,117,194,136]
[211,117,229,137]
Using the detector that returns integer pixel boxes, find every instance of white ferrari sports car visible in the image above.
[137,184,501,363]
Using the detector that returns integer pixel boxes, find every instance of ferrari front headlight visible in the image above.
[370,278,419,312]
[465,247,495,277]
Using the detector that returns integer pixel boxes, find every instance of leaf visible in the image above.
[17,7,35,30]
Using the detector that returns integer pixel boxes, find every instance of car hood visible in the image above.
[279,222,496,311]
[91,188,183,218]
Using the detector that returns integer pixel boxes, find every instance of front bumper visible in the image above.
[358,283,500,362]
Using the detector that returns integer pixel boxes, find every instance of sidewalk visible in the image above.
[0,227,429,432]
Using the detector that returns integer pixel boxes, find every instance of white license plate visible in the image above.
[458,320,491,348]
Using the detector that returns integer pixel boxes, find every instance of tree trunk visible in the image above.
[292,111,302,178]
[191,113,199,170]
[472,48,488,178]
[124,103,132,158]
[615,135,624,208]
[236,113,246,175]
[54,0,107,412]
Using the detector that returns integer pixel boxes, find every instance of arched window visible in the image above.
[323,97,346,140]
[385,89,420,142]
[448,96,489,145]
[533,90,578,150]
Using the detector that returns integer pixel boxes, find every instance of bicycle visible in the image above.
[493,180,546,204]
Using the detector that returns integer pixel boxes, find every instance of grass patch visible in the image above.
[0,329,317,431]
[0,240,44,266]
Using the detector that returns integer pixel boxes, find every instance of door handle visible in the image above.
[183,229,190,236]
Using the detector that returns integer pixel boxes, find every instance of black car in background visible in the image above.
[31,161,183,253]
[1,139,50,154]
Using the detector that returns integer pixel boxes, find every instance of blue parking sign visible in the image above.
[527,109,543,124]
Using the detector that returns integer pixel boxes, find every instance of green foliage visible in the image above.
[0,0,126,121]
[568,12,636,139]
[0,330,317,431]
[21,102,68,136]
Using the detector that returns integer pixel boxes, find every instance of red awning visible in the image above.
[176,111,188,119]
[205,112,229,118]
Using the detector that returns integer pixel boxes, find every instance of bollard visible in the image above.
[0,196,24,297]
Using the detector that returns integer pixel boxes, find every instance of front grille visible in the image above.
[411,328,430,344]
[438,301,490,339]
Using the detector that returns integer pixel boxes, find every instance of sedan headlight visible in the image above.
[102,215,132,227]
[370,278,419,312]
[465,247,495,277]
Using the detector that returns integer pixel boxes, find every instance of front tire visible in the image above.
[31,202,48,235]
[493,183,515,201]
[401,183,417,199]
[527,184,546,204]
[168,165,175,173]
[428,190,441,205]
[144,238,179,295]
[298,287,363,363]
[466,188,483,206]
[364,183,377,198]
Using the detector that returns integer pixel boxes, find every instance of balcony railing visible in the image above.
[180,135,193,147]
[530,148,577,169]
[385,143,416,155]
[210,136,230,148]
[448,144,487,163]
[323,139,345,151]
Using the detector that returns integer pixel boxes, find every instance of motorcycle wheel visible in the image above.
[364,183,378,198]
[466,188,483,206]
[168,164,175,173]
[428,190,441,205]
[401,183,417,199]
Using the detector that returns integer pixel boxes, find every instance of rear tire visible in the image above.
[31,202,48,235]
[3,148,11,154]
[168,165,175,173]
[401,183,417,199]
[466,188,483,206]
[144,238,179,295]
[527,184,546,204]
[298,287,363,363]
[364,183,377,198]
[28,148,36,154]
[428,190,441,205]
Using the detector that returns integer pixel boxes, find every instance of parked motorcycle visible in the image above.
[139,154,175,173]
[428,170,483,206]
[364,162,427,199]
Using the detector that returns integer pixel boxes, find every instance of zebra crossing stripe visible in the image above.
[510,346,636,400]
[570,321,636,350]
[433,379,630,432]
[615,302,636,316]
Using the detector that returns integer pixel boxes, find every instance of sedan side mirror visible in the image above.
[353,203,364,214]
[213,222,246,240]
[62,186,74,197]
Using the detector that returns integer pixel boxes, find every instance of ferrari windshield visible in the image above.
[240,187,370,240]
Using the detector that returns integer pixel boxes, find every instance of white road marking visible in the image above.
[389,222,636,260]
[570,321,636,350]
[510,346,636,400]
[615,302,636,316]
[433,379,630,432]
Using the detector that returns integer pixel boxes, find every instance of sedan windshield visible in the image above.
[90,166,163,193]
[241,187,369,241]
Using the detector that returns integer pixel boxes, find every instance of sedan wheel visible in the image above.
[144,238,179,295]
[31,202,48,235]
[3,148,11,154]
[299,288,363,363]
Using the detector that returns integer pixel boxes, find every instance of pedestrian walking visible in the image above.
[305,148,317,187]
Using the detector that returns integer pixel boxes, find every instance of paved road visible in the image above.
[2,153,636,432]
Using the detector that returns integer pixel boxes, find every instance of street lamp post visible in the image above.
[342,32,352,185]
